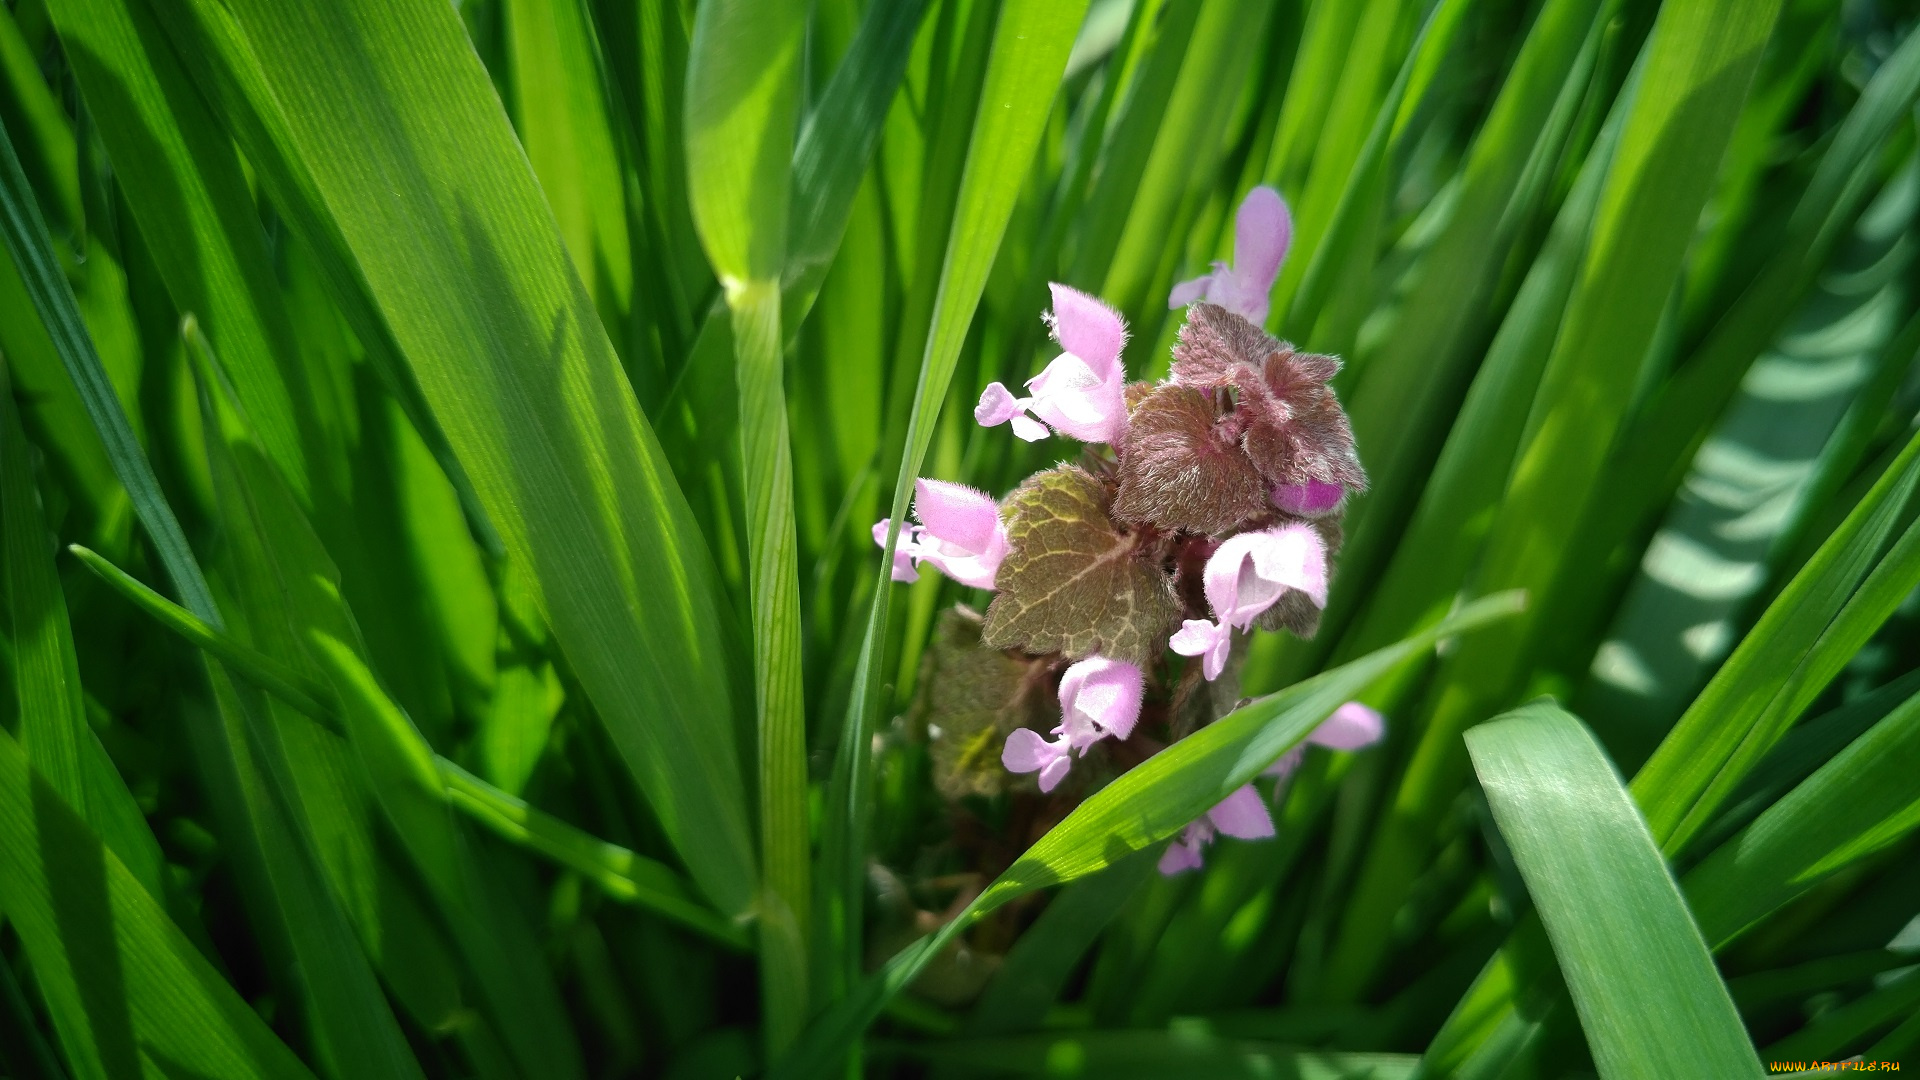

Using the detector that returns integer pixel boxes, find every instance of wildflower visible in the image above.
[1169,186,1292,325]
[1001,655,1143,793]
[1169,523,1329,679]
[871,478,1009,590]
[1265,701,1387,782]
[976,284,1129,445]
[1158,784,1275,875]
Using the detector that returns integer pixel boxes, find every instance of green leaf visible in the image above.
[210,0,758,919]
[1464,704,1762,1078]
[0,725,315,1080]
[1633,425,1920,854]
[0,100,214,619]
[685,0,812,1049]
[67,539,746,949]
[1684,685,1920,948]
[1,371,165,901]
[983,464,1181,668]
[896,1027,1421,1079]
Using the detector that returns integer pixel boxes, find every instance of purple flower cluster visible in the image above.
[876,188,1382,875]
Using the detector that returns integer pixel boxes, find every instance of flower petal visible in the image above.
[1168,273,1213,310]
[1010,414,1051,442]
[1002,727,1061,774]
[976,382,1022,426]
[1059,655,1145,741]
[1232,186,1291,297]
[1208,784,1276,840]
[1311,701,1385,750]
[1038,755,1073,793]
[872,519,920,582]
[914,478,1002,555]
[1045,283,1127,376]
[1157,837,1205,875]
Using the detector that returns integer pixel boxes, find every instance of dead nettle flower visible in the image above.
[871,478,1010,590]
[1158,783,1275,875]
[1000,655,1144,793]
[976,284,1129,445]
[1169,523,1329,680]
[1264,701,1387,784]
[885,186,1381,897]
[1168,185,1292,326]
[1161,702,1387,877]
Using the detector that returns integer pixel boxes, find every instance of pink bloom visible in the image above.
[871,479,1009,589]
[1264,701,1387,782]
[1001,655,1144,793]
[1169,187,1292,325]
[1169,523,1329,679]
[976,284,1129,445]
[1272,480,1345,517]
[1158,784,1276,875]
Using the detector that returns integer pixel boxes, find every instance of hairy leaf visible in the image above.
[914,607,1056,800]
[984,465,1180,668]
[1114,385,1268,535]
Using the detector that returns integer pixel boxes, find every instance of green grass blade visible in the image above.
[45,0,320,507]
[2,378,165,901]
[784,0,933,326]
[821,0,1091,1011]
[784,592,1522,1078]
[1328,0,1786,997]
[214,0,758,918]
[1683,685,1920,948]
[896,1029,1421,1079]
[967,848,1160,1036]
[684,0,812,1051]
[1464,704,1762,1078]
[1633,426,1920,853]
[0,726,316,1080]
[0,110,213,619]
[505,0,631,332]
[69,538,746,949]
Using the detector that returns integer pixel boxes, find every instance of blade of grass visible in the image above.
[0,726,316,1080]
[1465,704,1762,1078]
[1633,424,1920,853]
[896,1029,1421,1079]
[785,593,1523,1079]
[821,0,1091,1013]
[684,0,811,1051]
[67,540,747,948]
[1327,0,1786,997]
[1684,684,1920,948]
[213,0,758,919]
[1,367,165,900]
[0,109,211,617]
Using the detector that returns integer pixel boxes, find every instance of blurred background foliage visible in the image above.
[1,0,1920,1076]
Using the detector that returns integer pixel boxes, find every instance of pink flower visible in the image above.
[1158,784,1276,875]
[1272,480,1345,517]
[1169,523,1329,679]
[1001,655,1144,793]
[1169,187,1292,325]
[1162,703,1384,876]
[976,284,1129,445]
[1264,701,1387,782]
[871,479,1009,589]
